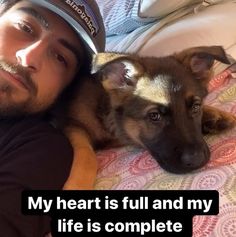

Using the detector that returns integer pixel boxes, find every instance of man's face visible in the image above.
[0,0,83,117]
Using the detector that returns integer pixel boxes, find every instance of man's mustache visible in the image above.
[0,60,37,95]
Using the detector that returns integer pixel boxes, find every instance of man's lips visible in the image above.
[0,68,30,91]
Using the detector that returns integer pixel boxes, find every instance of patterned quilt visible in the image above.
[94,64,236,237]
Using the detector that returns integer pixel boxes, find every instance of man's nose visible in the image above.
[16,41,45,72]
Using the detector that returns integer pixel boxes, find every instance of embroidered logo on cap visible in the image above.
[65,0,99,36]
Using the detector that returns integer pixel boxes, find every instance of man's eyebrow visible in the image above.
[17,7,49,29]
[58,39,83,66]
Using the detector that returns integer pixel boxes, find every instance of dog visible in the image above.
[62,46,236,190]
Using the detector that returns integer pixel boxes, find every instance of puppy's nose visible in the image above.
[180,150,206,169]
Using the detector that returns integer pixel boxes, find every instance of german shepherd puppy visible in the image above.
[63,46,236,190]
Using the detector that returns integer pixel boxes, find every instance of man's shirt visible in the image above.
[0,116,73,237]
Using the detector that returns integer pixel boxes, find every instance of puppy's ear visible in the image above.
[176,46,230,86]
[93,56,143,107]
[97,58,143,91]
[92,52,127,74]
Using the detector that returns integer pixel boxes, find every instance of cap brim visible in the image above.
[29,0,98,55]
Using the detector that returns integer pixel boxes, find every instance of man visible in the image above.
[0,0,105,236]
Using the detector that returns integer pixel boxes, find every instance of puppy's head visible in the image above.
[93,46,229,173]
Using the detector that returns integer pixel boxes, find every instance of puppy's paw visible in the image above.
[202,106,236,134]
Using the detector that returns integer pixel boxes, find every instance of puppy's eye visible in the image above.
[148,111,161,122]
[192,103,201,114]
[187,96,202,115]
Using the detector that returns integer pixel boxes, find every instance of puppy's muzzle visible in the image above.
[147,140,210,174]
[178,144,210,171]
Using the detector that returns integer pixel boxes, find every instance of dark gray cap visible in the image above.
[29,0,105,55]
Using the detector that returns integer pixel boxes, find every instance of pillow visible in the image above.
[139,0,202,18]
[96,0,225,36]
[96,0,156,36]
[139,0,228,18]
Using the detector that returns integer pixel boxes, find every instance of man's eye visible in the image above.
[16,21,33,34]
[55,53,68,67]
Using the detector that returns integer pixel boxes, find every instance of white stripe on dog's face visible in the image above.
[134,75,171,105]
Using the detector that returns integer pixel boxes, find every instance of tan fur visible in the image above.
[134,75,171,105]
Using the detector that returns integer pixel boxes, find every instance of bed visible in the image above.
[94,1,236,236]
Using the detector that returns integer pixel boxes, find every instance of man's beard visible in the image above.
[0,60,36,93]
[0,83,32,118]
[0,88,54,119]
[0,102,29,118]
[0,59,39,118]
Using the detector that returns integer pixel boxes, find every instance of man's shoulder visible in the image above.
[0,115,69,145]
[0,116,73,189]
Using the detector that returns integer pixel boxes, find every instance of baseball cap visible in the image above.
[29,0,106,55]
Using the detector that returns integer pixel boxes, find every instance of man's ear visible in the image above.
[176,46,230,86]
